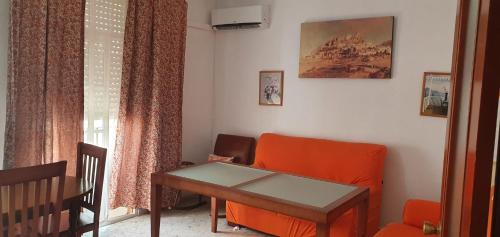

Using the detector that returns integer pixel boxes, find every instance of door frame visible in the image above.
[440,0,500,236]
[439,0,470,234]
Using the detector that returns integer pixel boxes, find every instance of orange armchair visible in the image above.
[374,199,440,237]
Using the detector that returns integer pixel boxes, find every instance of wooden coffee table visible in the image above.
[151,162,369,237]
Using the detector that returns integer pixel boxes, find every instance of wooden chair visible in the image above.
[0,161,67,237]
[75,142,107,237]
[213,134,256,218]
[213,134,256,165]
[175,134,256,211]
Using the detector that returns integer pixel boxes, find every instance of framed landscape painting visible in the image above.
[299,16,394,79]
[420,72,451,118]
[259,71,284,106]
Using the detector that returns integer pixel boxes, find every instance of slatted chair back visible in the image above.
[76,143,106,217]
[0,161,67,237]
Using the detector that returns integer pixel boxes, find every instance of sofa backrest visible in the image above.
[253,133,387,235]
[253,133,387,195]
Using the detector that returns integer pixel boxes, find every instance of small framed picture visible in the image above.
[259,71,284,106]
[420,72,451,118]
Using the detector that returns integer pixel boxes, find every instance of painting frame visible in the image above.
[259,70,284,106]
[299,16,395,79]
[420,72,451,118]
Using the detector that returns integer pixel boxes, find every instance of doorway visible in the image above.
[439,0,500,236]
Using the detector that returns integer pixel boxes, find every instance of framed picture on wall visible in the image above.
[259,71,284,106]
[420,72,451,118]
[299,16,394,79]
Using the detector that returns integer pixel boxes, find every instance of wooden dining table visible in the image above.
[152,162,369,237]
[1,176,93,234]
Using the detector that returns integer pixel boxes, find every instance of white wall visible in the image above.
[213,0,457,225]
[183,0,216,164]
[0,0,9,169]
[186,0,215,27]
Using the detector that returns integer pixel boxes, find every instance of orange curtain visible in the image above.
[4,0,84,175]
[109,0,187,210]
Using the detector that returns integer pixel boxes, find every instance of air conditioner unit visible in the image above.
[211,5,270,30]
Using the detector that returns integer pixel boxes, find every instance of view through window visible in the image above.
[84,0,132,222]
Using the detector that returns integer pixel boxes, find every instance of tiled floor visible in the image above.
[85,204,270,237]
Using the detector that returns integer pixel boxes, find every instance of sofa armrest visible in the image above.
[402,199,440,228]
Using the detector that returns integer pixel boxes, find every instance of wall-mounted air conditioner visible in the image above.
[211,5,270,30]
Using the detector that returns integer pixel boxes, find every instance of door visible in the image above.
[84,0,138,223]
[440,0,500,236]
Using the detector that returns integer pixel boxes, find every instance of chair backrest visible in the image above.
[76,142,107,216]
[213,134,256,165]
[0,161,67,237]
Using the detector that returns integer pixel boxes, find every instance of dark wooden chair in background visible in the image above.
[175,134,256,212]
[75,142,107,237]
[0,161,67,237]
[212,134,256,218]
[213,134,256,165]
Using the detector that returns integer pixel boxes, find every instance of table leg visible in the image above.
[316,222,329,237]
[151,183,162,237]
[355,197,369,237]
[69,201,80,236]
[211,197,218,233]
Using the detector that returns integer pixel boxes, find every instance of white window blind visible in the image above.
[84,0,128,220]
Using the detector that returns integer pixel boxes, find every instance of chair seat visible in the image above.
[374,223,438,237]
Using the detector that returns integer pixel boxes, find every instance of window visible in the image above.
[84,0,131,221]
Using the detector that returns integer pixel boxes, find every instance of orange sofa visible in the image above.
[374,199,440,237]
[226,133,387,237]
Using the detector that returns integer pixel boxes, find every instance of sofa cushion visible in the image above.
[208,154,235,162]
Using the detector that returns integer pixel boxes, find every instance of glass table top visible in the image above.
[237,173,357,208]
[167,162,358,208]
[167,162,273,187]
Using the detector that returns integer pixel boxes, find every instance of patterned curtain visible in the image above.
[109,0,187,210]
[4,0,84,174]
